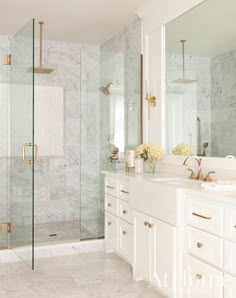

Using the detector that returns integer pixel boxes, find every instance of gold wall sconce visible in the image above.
[2,54,11,65]
[145,80,157,120]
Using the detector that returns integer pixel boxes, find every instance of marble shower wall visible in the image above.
[0,36,10,247]
[34,40,101,238]
[166,53,211,155]
[100,18,142,170]
[34,40,82,227]
[211,50,236,157]
[80,47,103,238]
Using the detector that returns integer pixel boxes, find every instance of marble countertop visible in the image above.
[102,169,236,206]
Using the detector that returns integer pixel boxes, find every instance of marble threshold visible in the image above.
[0,239,104,264]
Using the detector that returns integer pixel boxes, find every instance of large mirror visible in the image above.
[165,0,236,157]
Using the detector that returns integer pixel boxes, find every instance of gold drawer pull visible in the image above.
[123,231,127,235]
[192,212,212,220]
[108,203,112,207]
[106,186,114,189]
[123,210,127,215]
[121,190,129,194]
[144,221,153,228]
[196,274,203,280]
[108,222,112,226]
[197,242,203,248]
[234,225,236,228]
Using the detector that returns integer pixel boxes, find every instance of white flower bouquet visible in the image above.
[172,144,192,156]
[149,145,164,162]
[135,144,150,161]
[135,144,163,173]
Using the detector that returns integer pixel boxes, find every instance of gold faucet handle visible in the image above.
[188,169,198,179]
[203,171,215,182]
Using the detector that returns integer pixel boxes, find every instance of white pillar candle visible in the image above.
[126,150,135,167]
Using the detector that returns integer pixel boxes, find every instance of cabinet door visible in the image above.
[224,274,236,298]
[132,210,152,281]
[151,218,176,296]
[184,255,223,298]
[118,219,132,263]
[105,212,118,252]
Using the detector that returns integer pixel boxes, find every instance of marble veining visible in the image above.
[211,50,236,157]
[0,252,163,298]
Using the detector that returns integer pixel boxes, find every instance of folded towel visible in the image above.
[201,182,236,192]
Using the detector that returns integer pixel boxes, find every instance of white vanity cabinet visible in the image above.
[104,176,132,264]
[104,173,236,297]
[105,211,118,252]
[130,178,181,298]
[184,255,223,298]
[224,274,236,298]
[132,210,177,296]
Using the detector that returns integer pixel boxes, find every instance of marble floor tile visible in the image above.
[0,252,164,298]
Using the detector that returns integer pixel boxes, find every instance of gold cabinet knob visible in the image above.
[123,210,127,215]
[123,231,127,235]
[196,274,203,280]
[108,203,111,207]
[108,222,112,226]
[148,223,153,228]
[144,221,149,227]
[197,242,203,248]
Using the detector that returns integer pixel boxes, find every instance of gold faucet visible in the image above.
[183,156,204,180]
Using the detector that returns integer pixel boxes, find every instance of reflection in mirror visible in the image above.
[165,0,236,157]
[100,51,141,168]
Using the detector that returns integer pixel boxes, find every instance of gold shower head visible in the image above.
[34,21,54,74]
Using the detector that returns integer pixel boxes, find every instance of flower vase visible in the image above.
[144,160,157,173]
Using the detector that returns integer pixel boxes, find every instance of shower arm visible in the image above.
[181,40,186,80]
[39,21,44,68]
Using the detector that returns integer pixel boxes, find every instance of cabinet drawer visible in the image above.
[118,219,132,263]
[105,195,118,216]
[184,255,223,298]
[225,208,236,241]
[118,180,129,201]
[224,240,236,277]
[104,177,118,197]
[186,198,223,236]
[224,274,236,298]
[119,200,131,223]
[185,227,223,268]
[105,212,118,252]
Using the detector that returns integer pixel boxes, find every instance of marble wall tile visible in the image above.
[211,50,236,157]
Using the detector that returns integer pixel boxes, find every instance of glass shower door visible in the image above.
[9,19,35,269]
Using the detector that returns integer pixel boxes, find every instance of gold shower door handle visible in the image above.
[22,143,38,164]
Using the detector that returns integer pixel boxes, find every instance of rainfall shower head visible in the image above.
[99,82,113,96]
[34,22,54,74]
[172,40,197,85]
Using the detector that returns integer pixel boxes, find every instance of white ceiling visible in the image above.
[166,0,236,57]
[0,0,148,44]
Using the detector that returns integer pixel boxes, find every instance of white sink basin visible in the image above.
[151,177,199,185]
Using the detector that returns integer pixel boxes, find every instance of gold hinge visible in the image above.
[1,223,11,234]
[2,54,11,65]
